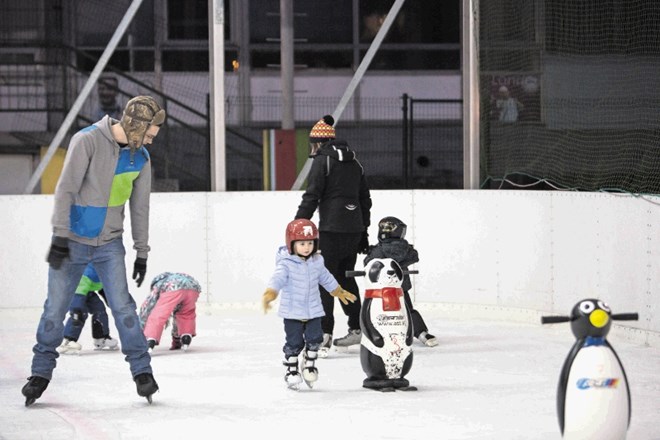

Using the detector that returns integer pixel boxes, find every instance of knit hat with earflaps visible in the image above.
[309,115,336,142]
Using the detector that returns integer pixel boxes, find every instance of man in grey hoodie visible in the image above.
[22,96,166,406]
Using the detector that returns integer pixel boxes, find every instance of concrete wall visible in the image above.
[1,190,658,340]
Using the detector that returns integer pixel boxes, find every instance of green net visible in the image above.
[479,0,660,194]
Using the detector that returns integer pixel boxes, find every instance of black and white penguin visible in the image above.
[542,299,638,440]
[358,257,415,391]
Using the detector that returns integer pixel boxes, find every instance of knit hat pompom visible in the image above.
[309,115,336,142]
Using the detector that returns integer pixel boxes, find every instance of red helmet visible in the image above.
[285,219,319,254]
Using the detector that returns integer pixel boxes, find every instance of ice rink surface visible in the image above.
[1,305,659,440]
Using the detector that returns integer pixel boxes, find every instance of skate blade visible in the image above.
[318,349,330,358]
[146,395,153,404]
[302,372,317,388]
[25,397,36,406]
[334,346,350,353]
[182,345,190,351]
[62,350,81,356]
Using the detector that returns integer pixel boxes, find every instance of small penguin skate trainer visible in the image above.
[542,299,638,439]
[283,356,303,390]
[56,339,82,355]
[181,334,192,351]
[301,350,319,388]
[22,376,50,406]
[93,336,118,350]
[134,373,159,404]
[346,258,418,392]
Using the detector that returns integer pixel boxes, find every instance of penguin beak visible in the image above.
[589,309,609,328]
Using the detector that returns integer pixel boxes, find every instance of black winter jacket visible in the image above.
[295,139,372,233]
[363,238,419,291]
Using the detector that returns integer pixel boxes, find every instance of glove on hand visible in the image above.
[262,288,279,314]
[330,286,357,306]
[133,257,147,287]
[47,236,69,269]
[357,231,370,254]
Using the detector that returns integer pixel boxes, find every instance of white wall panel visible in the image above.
[1,190,658,338]
[0,195,53,308]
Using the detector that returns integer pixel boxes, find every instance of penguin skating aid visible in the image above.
[346,258,417,391]
[541,299,638,440]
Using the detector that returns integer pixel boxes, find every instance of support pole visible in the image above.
[462,0,481,189]
[209,0,227,191]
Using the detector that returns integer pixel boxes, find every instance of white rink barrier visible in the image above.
[1,190,658,344]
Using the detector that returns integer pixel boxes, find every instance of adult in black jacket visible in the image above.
[295,115,372,356]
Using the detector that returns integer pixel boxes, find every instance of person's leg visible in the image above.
[303,318,323,352]
[301,318,322,384]
[283,319,305,357]
[63,294,90,342]
[318,232,339,335]
[282,319,305,386]
[30,242,89,379]
[335,236,362,330]
[87,292,110,338]
[403,290,427,337]
[92,238,151,377]
[172,289,199,337]
[143,291,182,344]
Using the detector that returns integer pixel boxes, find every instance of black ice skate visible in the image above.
[301,350,319,388]
[147,339,157,353]
[22,376,50,406]
[181,334,192,351]
[283,356,302,390]
[134,373,159,403]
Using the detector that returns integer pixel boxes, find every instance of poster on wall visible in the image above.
[487,74,541,123]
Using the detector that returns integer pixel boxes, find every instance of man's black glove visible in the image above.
[46,236,69,269]
[132,257,147,287]
[357,231,370,254]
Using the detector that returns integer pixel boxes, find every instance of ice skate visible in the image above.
[22,376,50,406]
[283,356,302,390]
[301,350,318,388]
[56,338,82,355]
[333,329,361,348]
[318,333,332,358]
[418,331,438,347]
[134,373,159,403]
[147,339,157,353]
[169,336,182,350]
[93,336,118,350]
[181,334,192,351]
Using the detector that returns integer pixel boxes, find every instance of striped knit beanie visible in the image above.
[309,115,336,142]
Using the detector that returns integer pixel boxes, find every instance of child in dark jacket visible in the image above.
[363,216,438,347]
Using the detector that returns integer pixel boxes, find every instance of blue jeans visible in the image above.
[31,238,152,380]
[283,317,323,357]
[63,292,110,341]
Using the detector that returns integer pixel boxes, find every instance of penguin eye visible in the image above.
[579,301,595,314]
[597,300,611,312]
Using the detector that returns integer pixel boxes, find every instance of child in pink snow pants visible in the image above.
[138,272,201,352]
